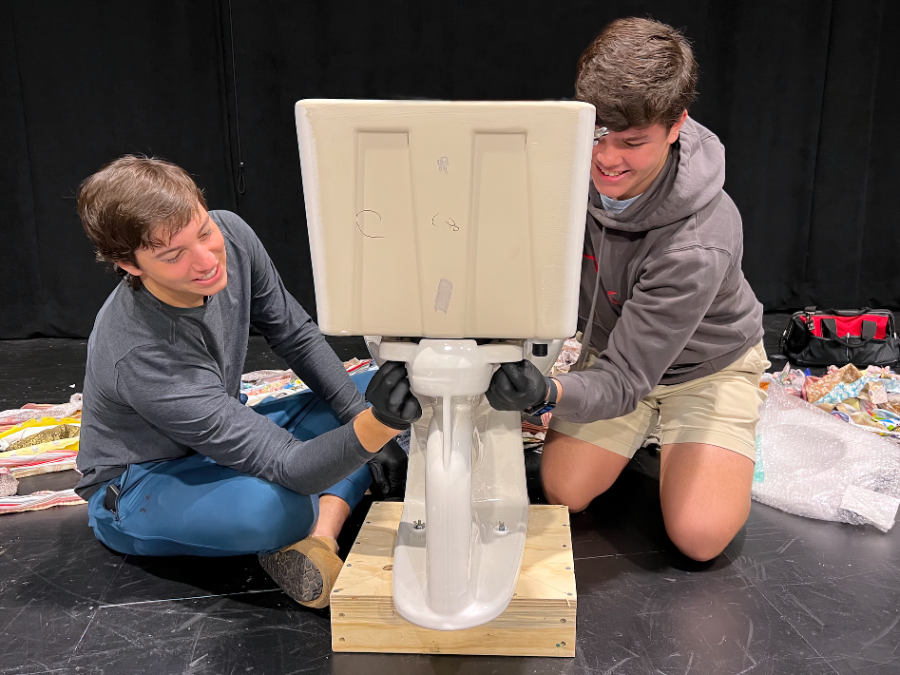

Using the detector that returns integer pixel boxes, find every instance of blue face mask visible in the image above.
[599,192,641,214]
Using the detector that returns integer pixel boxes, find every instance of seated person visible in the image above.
[75,155,420,608]
[487,18,767,562]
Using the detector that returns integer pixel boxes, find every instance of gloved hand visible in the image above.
[486,360,552,412]
[365,361,422,430]
[368,438,408,499]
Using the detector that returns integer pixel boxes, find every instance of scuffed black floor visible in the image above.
[1,317,899,674]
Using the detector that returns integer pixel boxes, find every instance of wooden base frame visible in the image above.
[331,502,576,657]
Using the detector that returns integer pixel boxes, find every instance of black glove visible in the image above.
[486,360,552,412]
[365,361,422,430]
[368,438,408,499]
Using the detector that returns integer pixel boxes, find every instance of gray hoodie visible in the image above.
[553,117,763,424]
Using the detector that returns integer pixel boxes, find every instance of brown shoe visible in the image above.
[259,536,343,609]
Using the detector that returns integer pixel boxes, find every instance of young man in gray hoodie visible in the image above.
[487,18,767,562]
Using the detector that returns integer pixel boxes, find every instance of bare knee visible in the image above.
[541,481,594,513]
[664,509,748,562]
[540,469,618,513]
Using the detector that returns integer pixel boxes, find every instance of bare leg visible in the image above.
[659,442,754,561]
[310,494,351,543]
[540,429,631,512]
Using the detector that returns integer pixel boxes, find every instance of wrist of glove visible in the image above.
[365,361,423,431]
[485,360,553,412]
[367,437,408,500]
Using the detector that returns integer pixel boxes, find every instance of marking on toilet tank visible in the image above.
[434,278,453,313]
[355,210,384,239]
[431,213,459,232]
[437,156,449,174]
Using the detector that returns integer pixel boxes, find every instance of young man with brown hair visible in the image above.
[75,155,420,608]
[487,17,767,561]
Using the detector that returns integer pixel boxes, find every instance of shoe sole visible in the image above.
[259,549,323,605]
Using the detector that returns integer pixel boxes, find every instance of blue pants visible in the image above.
[87,370,376,557]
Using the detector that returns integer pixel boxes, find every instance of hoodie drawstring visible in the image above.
[574,227,608,370]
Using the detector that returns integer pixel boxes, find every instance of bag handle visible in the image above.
[820,318,880,347]
[862,320,878,340]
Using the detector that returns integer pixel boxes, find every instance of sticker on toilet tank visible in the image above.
[434,279,453,313]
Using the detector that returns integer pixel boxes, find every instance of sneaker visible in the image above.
[258,536,343,609]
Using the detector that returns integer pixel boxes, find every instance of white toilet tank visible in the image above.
[295,99,595,339]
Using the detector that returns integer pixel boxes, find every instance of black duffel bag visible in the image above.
[780,307,900,368]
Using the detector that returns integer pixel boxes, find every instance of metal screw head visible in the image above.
[498,520,507,532]
[413,519,425,530]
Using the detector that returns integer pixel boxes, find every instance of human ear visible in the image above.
[116,261,142,277]
[667,110,688,144]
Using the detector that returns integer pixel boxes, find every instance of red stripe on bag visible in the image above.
[811,315,888,339]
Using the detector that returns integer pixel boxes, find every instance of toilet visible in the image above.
[295,99,593,630]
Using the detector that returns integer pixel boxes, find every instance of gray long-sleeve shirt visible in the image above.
[75,210,370,500]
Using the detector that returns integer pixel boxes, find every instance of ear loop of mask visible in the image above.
[593,126,609,146]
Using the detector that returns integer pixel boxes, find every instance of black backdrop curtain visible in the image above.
[1,0,898,338]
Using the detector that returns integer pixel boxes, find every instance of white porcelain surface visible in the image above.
[366,338,561,630]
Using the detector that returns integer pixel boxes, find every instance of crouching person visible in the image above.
[75,155,419,608]
[486,19,768,562]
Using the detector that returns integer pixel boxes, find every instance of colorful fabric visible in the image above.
[805,364,863,404]
[4,424,80,450]
[241,359,374,407]
[0,394,82,426]
[772,363,900,443]
[0,489,85,515]
[813,377,900,406]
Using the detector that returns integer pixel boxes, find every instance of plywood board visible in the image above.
[331,502,576,657]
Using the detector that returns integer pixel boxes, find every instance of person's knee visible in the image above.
[540,469,616,514]
[664,509,747,562]
[232,485,315,551]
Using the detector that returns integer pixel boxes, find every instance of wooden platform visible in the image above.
[330,502,576,657]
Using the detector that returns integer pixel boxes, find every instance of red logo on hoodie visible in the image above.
[607,291,621,306]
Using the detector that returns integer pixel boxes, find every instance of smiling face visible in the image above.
[591,111,687,200]
[116,207,227,308]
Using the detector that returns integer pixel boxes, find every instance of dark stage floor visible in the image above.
[1,315,899,675]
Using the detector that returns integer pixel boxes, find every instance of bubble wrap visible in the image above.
[753,384,900,532]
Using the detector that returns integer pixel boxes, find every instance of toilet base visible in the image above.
[330,502,577,657]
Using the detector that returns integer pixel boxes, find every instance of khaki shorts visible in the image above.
[550,341,770,461]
